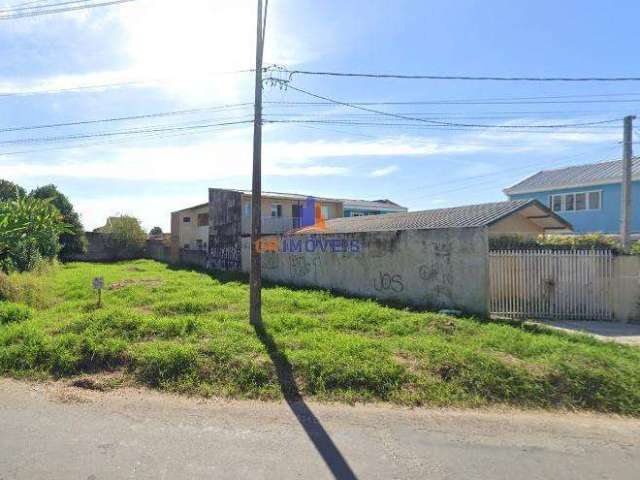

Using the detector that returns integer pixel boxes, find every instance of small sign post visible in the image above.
[92,277,104,308]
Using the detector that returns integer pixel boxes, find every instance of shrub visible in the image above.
[0,302,32,324]
[0,196,70,272]
[30,184,87,261]
[490,233,622,253]
[0,179,26,202]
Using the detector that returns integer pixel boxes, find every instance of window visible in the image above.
[243,202,251,217]
[197,213,209,226]
[321,205,330,220]
[196,239,203,249]
[182,216,191,223]
[565,193,575,211]
[271,204,282,217]
[549,190,601,213]
[183,243,190,249]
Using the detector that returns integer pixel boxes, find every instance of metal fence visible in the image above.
[489,250,614,321]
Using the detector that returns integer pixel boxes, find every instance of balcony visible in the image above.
[242,216,304,235]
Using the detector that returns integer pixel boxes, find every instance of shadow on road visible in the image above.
[252,319,358,480]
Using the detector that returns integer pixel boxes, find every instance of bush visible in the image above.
[0,302,32,324]
[0,264,57,308]
[0,196,69,272]
[30,185,87,261]
[490,233,623,253]
[0,179,26,202]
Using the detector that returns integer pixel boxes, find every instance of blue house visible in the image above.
[504,159,640,234]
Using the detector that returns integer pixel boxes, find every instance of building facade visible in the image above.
[170,203,210,251]
[504,159,640,234]
[171,188,408,270]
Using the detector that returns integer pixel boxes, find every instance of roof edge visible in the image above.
[487,198,572,230]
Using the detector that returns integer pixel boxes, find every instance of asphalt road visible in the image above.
[1,378,638,480]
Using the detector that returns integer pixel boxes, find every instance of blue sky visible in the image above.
[0,0,638,230]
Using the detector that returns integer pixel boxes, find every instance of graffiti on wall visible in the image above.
[373,272,404,292]
[208,242,241,271]
[418,241,454,305]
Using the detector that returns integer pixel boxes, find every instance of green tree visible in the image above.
[150,226,163,236]
[30,184,87,261]
[0,196,70,272]
[100,215,147,258]
[0,179,26,202]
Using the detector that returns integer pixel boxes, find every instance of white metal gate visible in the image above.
[489,250,614,321]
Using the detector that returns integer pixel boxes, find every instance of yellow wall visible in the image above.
[489,213,544,239]
[174,204,210,250]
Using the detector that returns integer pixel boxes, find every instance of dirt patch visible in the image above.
[394,352,423,374]
[108,278,163,290]
[493,351,547,376]
[71,378,106,391]
[69,372,127,392]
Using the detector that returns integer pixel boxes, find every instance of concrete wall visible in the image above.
[68,232,143,262]
[146,240,172,263]
[241,227,489,315]
[612,255,640,323]
[179,250,208,269]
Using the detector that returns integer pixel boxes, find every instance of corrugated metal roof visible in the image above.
[505,158,640,194]
[295,199,560,234]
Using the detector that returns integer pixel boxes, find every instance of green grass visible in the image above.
[1,259,639,415]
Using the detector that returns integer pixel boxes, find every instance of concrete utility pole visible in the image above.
[250,0,268,325]
[621,115,635,250]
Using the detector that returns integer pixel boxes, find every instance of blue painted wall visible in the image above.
[508,181,640,233]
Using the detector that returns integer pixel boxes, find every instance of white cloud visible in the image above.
[0,0,306,103]
[369,165,398,177]
[0,125,620,183]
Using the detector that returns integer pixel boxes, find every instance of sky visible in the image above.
[0,0,639,231]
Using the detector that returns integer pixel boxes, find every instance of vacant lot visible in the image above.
[1,260,639,415]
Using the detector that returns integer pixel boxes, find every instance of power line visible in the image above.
[264,98,640,106]
[0,119,252,146]
[0,103,253,132]
[0,0,103,14]
[286,69,640,82]
[0,120,246,157]
[402,150,627,203]
[391,145,620,198]
[0,70,255,97]
[0,0,135,19]
[275,84,623,129]
[264,119,620,135]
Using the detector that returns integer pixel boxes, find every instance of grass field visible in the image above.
[1,259,639,415]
